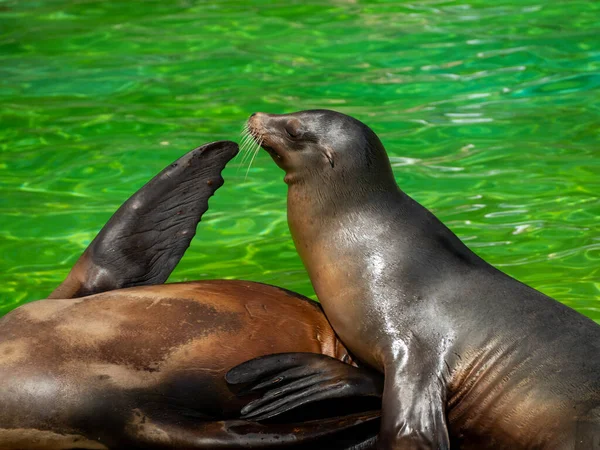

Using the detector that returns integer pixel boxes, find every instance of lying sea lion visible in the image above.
[246,110,600,449]
[0,141,382,449]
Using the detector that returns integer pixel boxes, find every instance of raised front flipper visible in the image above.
[226,352,383,422]
[48,141,238,299]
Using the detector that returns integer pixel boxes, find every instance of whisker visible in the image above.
[236,120,263,179]
[240,127,259,165]
[239,127,251,151]
[236,126,255,175]
[245,136,262,181]
[235,124,250,161]
[243,134,261,177]
[241,130,253,149]
[238,128,255,167]
[240,137,254,165]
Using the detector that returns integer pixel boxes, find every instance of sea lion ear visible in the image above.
[324,148,335,168]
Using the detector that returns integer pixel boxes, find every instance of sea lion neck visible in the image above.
[286,170,404,237]
[286,179,409,306]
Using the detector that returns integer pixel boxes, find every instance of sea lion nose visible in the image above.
[249,112,268,125]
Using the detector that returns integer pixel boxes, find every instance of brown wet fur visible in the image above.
[0,280,352,448]
[249,110,600,449]
[0,140,382,449]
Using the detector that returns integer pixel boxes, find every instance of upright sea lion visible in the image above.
[247,110,600,449]
[0,141,383,449]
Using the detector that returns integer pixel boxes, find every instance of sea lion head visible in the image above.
[247,110,395,186]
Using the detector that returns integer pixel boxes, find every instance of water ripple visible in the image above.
[0,0,598,321]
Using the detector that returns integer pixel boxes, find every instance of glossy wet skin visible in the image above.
[0,282,356,449]
[249,109,600,449]
[248,110,408,370]
[0,140,384,450]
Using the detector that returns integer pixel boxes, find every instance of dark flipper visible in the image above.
[226,352,383,422]
[48,141,239,299]
[127,414,379,449]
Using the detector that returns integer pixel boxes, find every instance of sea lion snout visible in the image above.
[248,112,310,147]
[247,112,289,168]
[247,112,279,138]
[247,111,340,182]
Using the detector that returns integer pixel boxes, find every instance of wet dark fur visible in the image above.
[0,140,383,449]
[249,109,600,450]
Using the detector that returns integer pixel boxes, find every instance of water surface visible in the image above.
[1,0,598,322]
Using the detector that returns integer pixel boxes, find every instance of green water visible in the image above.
[0,0,598,322]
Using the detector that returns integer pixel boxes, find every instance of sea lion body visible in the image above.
[248,110,600,449]
[299,195,600,449]
[0,141,383,449]
[0,280,354,449]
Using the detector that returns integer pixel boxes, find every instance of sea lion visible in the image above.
[2,281,382,450]
[247,110,600,449]
[0,141,383,449]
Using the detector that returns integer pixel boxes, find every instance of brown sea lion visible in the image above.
[0,141,383,449]
[246,110,600,449]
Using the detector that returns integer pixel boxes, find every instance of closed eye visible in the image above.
[285,126,298,139]
[284,120,301,139]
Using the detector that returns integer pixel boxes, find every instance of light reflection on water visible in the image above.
[0,0,598,322]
